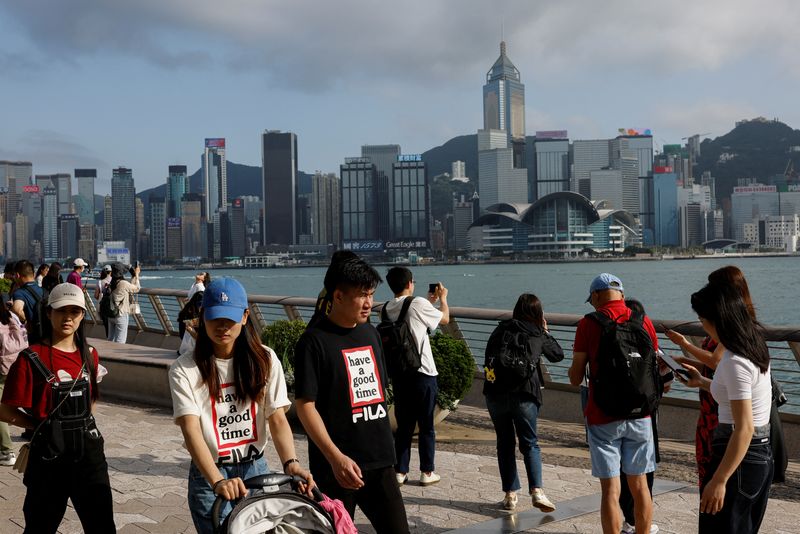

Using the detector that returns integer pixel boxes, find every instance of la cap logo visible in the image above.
[220,292,229,302]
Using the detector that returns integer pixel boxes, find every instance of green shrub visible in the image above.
[430,332,475,411]
[261,319,306,388]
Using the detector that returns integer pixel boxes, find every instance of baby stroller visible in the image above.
[212,473,336,534]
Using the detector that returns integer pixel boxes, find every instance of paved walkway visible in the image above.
[0,401,797,533]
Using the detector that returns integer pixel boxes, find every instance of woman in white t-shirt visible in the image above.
[168,278,313,534]
[680,281,773,534]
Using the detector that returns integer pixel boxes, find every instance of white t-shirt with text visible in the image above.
[169,347,290,464]
[384,295,443,376]
[711,350,772,427]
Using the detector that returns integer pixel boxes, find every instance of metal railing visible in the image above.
[85,286,800,414]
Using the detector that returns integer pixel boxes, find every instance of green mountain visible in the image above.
[695,118,800,200]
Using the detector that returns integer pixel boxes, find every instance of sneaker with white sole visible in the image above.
[420,471,441,486]
[531,488,556,513]
[621,521,659,534]
[0,451,16,467]
[395,472,408,486]
[502,492,518,510]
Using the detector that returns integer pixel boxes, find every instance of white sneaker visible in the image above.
[502,492,518,510]
[621,522,659,534]
[0,451,16,467]
[395,472,408,486]
[420,471,441,486]
[531,488,556,513]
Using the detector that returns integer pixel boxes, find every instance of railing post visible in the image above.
[249,303,267,332]
[788,341,800,366]
[283,305,302,322]
[82,288,101,325]
[149,294,174,335]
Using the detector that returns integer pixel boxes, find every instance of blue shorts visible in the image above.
[586,418,655,479]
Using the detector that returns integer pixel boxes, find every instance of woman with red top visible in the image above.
[666,266,752,485]
[0,283,115,533]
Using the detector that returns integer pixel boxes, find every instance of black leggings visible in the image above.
[22,432,115,534]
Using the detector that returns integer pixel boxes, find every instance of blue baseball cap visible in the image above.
[586,273,624,302]
[202,278,248,322]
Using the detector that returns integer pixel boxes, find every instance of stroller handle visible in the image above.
[211,473,319,534]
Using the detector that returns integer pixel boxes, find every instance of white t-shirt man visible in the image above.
[711,350,772,427]
[168,348,290,464]
[384,296,442,376]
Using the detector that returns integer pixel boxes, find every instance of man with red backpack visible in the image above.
[568,273,659,534]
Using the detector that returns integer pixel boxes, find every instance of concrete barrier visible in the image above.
[92,339,176,408]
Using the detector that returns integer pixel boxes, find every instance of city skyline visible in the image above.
[2,0,800,194]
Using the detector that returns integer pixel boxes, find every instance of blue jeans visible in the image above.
[107,313,129,343]
[699,424,772,534]
[188,457,268,534]
[394,373,438,473]
[486,393,543,491]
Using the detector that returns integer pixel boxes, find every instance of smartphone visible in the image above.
[659,351,690,380]
[429,283,439,294]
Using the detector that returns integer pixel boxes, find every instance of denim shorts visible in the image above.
[586,417,655,479]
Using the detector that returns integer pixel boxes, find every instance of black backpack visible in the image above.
[98,285,121,319]
[377,297,421,379]
[23,285,47,344]
[587,310,660,419]
[485,324,537,389]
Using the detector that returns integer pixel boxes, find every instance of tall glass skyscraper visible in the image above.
[75,169,96,225]
[203,139,227,221]
[111,167,136,257]
[166,165,189,218]
[483,41,526,166]
[261,130,298,246]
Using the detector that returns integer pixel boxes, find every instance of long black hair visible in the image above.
[42,300,99,401]
[193,314,272,404]
[512,293,545,329]
[690,282,769,373]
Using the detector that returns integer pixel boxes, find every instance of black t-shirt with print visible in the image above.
[294,318,395,473]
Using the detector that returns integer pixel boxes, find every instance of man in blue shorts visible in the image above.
[568,273,656,534]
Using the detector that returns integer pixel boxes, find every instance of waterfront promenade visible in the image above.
[1,400,797,533]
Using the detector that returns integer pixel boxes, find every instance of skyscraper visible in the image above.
[181,193,205,258]
[390,155,430,249]
[230,198,247,257]
[533,132,570,199]
[571,140,611,196]
[203,140,227,259]
[261,130,298,246]
[103,195,113,240]
[111,167,136,257]
[0,161,32,220]
[150,196,166,260]
[59,214,79,260]
[361,144,400,240]
[75,169,96,225]
[42,186,58,261]
[35,174,72,216]
[478,42,528,209]
[166,165,189,218]
[311,172,341,247]
[483,41,526,166]
[340,157,378,249]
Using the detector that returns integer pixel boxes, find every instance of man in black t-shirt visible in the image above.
[295,257,409,533]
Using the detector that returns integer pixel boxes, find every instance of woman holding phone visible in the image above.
[679,281,772,533]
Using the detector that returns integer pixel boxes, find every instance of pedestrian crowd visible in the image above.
[0,254,788,534]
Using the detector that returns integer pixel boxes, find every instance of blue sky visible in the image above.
[1,0,799,195]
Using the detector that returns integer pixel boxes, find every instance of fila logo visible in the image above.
[220,292,229,302]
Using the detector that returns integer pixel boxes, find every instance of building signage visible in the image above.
[205,138,226,148]
[653,166,674,174]
[385,239,428,249]
[22,185,40,193]
[733,185,777,194]
[787,185,800,192]
[397,154,422,162]
[343,240,384,251]
[535,130,568,139]
[617,128,652,136]
[167,217,182,228]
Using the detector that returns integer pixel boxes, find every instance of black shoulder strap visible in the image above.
[587,310,614,330]
[381,301,390,322]
[628,310,645,326]
[397,296,415,323]
[21,348,56,383]
[22,284,43,304]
